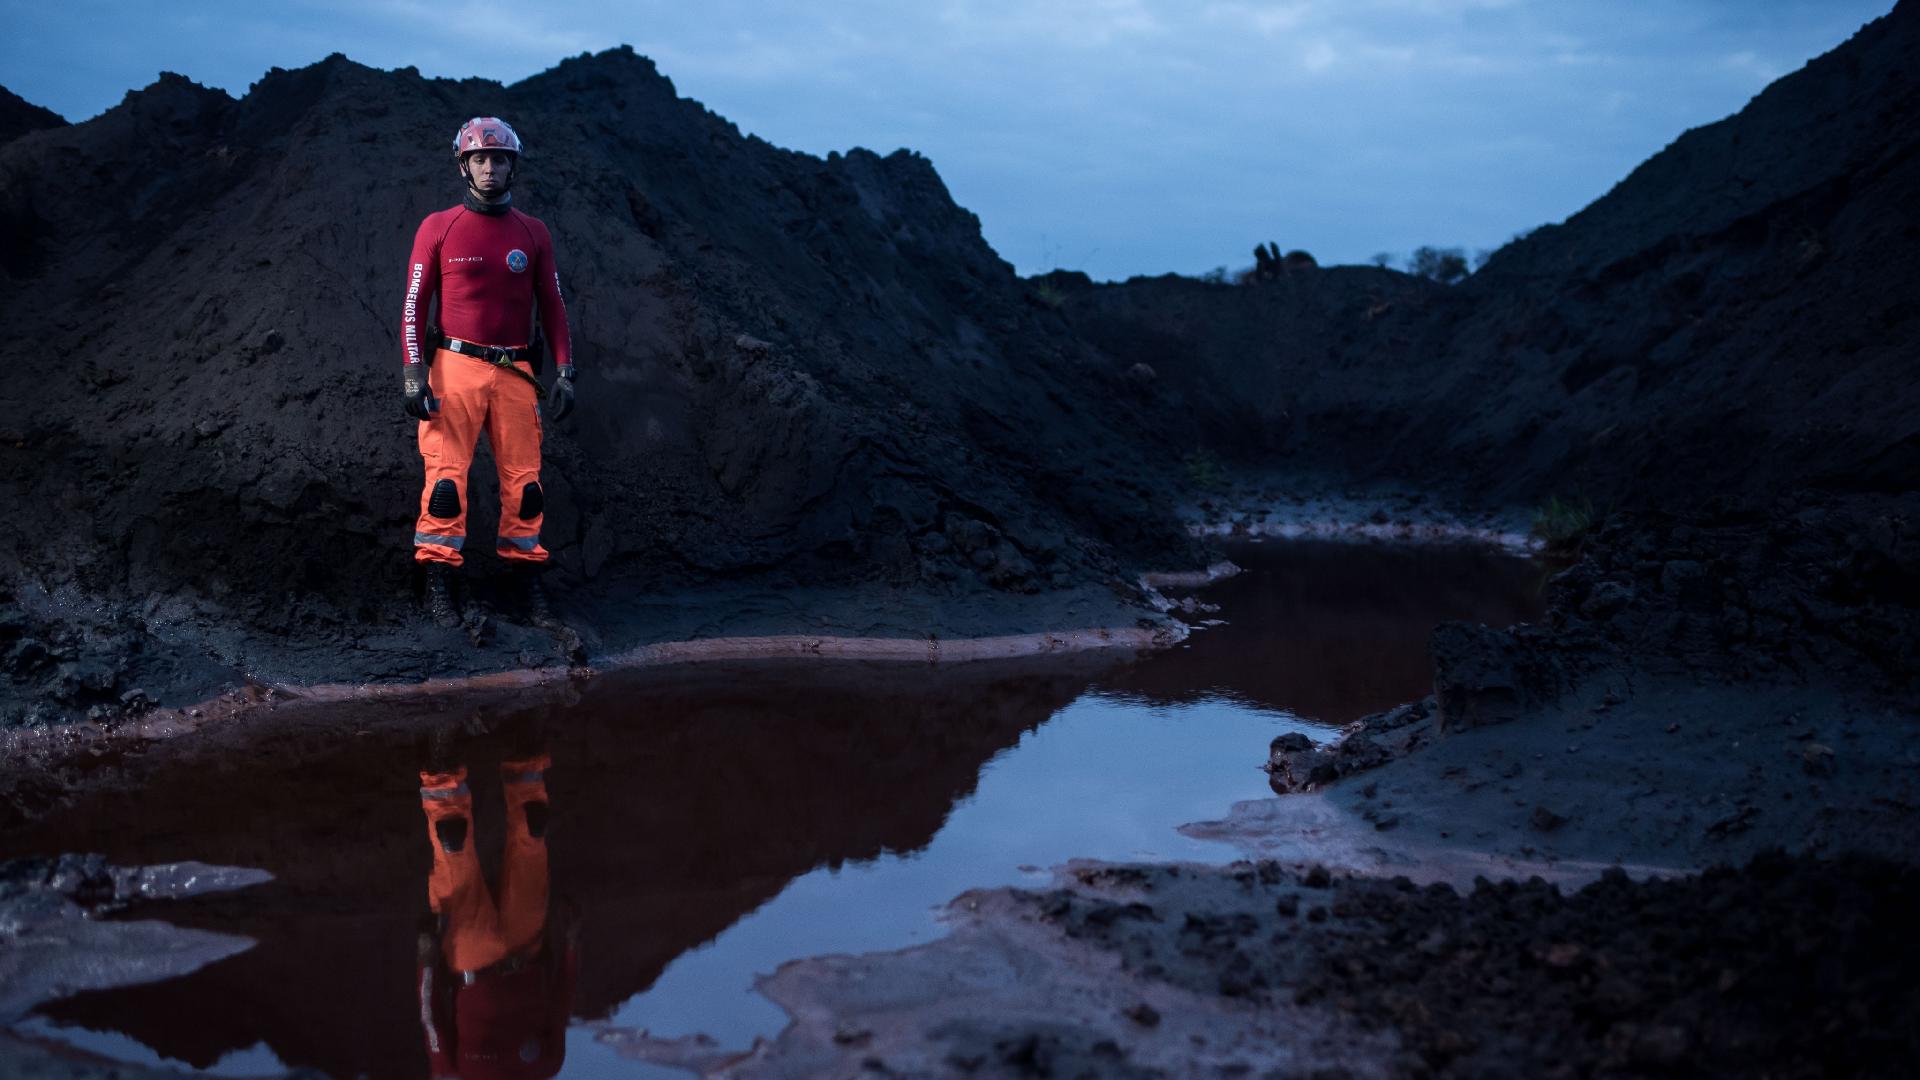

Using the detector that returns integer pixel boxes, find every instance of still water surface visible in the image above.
[17,540,1543,1078]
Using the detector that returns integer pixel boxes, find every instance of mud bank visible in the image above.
[1216,493,1918,885]
[1184,484,1540,555]
[650,853,1918,1078]
[0,567,1186,730]
[0,855,269,1078]
[1257,494,1919,845]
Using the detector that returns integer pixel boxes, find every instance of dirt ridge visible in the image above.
[1054,1,1920,507]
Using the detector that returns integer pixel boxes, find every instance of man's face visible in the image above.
[462,150,515,196]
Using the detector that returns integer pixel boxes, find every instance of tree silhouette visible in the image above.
[1409,245,1469,284]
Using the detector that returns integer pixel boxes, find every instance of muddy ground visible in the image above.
[651,853,1917,1079]
[2,5,1916,726]
[1,3,1916,1077]
[3,497,1915,1078]
[571,494,1918,1078]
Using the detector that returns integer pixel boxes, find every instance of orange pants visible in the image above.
[418,754,551,974]
[413,347,549,567]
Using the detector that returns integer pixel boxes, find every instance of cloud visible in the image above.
[0,0,1896,279]
[933,0,1167,48]
[1301,39,1339,72]
[1202,2,1311,38]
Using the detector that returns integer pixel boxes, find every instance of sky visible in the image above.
[0,0,1896,280]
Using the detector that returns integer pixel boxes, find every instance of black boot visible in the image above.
[425,564,462,628]
[515,566,561,629]
[424,722,462,774]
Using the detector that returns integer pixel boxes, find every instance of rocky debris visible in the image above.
[678,850,1920,1077]
[0,854,269,1026]
[1549,495,1920,688]
[0,853,266,916]
[1528,804,1568,832]
[1171,595,1219,615]
[1015,852,1920,1079]
[0,588,139,726]
[643,872,1399,1078]
[1800,742,1838,776]
[1266,697,1434,793]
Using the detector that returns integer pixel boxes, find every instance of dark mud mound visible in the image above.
[1037,263,1444,463]
[1267,492,1920,794]
[1057,1,1920,506]
[1533,493,1920,689]
[0,85,64,148]
[1028,854,1920,1079]
[0,52,1198,717]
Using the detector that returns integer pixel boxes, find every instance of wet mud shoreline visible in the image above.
[1,492,1500,754]
[4,494,1915,1077]
[611,492,1920,1077]
[0,591,1186,763]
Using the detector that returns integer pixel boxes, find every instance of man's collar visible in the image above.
[463,191,513,216]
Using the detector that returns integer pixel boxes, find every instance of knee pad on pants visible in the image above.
[428,479,461,518]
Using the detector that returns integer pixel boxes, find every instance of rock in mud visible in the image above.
[0,855,270,1026]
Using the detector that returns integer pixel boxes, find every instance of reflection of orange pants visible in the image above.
[413,348,549,567]
[418,754,551,974]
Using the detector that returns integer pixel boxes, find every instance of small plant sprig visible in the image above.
[1183,448,1229,494]
[1531,494,1598,550]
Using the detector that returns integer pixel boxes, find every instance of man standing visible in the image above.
[402,117,577,629]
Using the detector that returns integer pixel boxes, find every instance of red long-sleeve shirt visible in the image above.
[402,204,573,369]
[419,944,578,1080]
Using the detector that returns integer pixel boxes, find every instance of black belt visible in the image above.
[443,337,530,365]
[441,337,545,399]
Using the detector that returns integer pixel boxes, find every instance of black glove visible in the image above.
[547,365,576,422]
[402,362,438,421]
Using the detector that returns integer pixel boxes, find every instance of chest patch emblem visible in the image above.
[506,249,529,273]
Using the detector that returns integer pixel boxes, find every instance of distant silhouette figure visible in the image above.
[1250,241,1315,281]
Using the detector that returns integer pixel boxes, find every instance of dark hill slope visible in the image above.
[0,85,65,147]
[1059,1,1920,504]
[0,52,1196,712]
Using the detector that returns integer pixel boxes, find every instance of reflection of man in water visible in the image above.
[416,730,577,1078]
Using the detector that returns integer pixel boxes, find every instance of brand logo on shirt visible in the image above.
[506,249,528,273]
[447,256,483,264]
